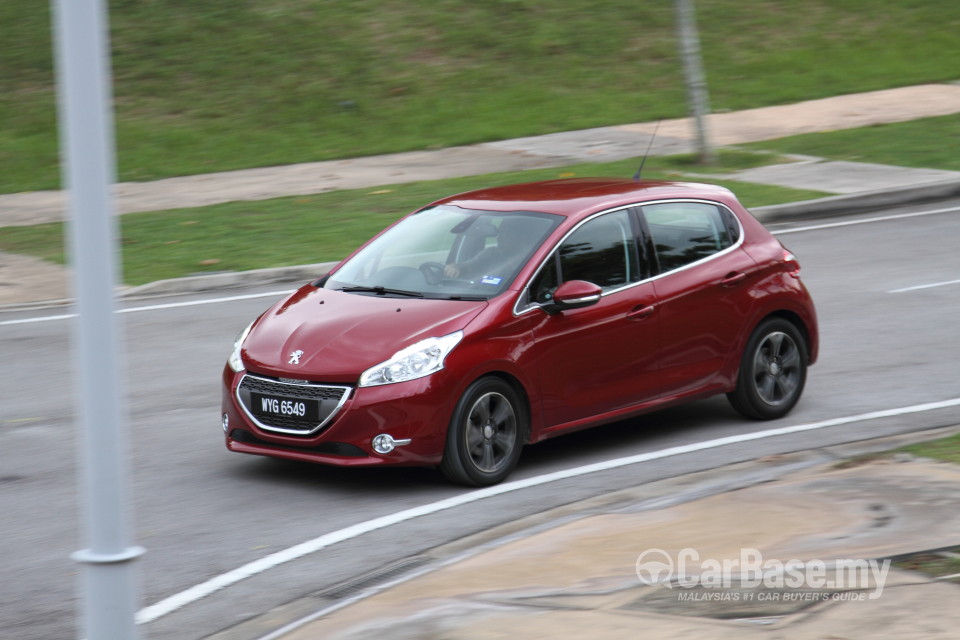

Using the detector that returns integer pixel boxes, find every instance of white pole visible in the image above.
[51,0,144,638]
[675,0,715,164]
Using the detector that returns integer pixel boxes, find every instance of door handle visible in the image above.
[627,304,655,320]
[721,271,747,287]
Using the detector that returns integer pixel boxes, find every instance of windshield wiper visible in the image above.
[338,285,424,298]
[443,294,489,301]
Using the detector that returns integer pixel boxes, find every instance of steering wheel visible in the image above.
[419,261,446,285]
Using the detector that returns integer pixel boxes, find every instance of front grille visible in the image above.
[236,374,352,436]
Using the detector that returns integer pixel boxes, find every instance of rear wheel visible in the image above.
[440,377,525,486]
[728,318,808,420]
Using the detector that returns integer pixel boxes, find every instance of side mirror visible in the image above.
[541,280,602,315]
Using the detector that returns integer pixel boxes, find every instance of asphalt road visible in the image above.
[2,200,959,640]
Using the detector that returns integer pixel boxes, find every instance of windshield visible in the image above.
[324,205,562,299]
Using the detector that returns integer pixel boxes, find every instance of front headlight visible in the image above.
[227,322,254,373]
[359,331,463,387]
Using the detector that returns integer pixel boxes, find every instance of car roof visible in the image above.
[429,178,739,218]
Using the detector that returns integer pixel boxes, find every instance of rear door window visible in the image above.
[641,202,736,272]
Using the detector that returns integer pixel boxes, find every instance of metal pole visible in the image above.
[674,0,715,164]
[51,0,144,638]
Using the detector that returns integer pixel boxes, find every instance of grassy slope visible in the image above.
[900,432,960,465]
[0,153,826,285]
[746,114,960,172]
[5,103,959,286]
[1,0,958,193]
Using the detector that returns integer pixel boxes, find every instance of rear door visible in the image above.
[641,200,758,397]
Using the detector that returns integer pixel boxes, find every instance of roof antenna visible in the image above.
[632,119,661,182]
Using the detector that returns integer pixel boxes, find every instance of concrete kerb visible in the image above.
[206,424,960,640]
[753,176,960,223]
[121,181,960,300]
[120,261,339,300]
[2,180,958,313]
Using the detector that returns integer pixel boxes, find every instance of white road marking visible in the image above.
[771,204,960,235]
[137,396,960,625]
[115,290,296,313]
[0,312,75,326]
[4,205,959,327]
[889,279,960,293]
[6,201,959,621]
[0,290,295,326]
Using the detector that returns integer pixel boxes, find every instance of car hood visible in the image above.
[241,285,487,382]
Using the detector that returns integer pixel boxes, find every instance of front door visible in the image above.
[523,209,662,432]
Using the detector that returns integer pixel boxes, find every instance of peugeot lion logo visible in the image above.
[288,350,304,365]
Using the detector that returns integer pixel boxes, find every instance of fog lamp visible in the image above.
[372,433,412,455]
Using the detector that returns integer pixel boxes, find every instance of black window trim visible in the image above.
[638,199,746,278]
[513,198,746,316]
[514,204,643,315]
[550,207,642,290]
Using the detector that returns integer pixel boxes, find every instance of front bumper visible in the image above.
[221,365,456,467]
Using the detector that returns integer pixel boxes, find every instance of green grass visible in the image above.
[897,432,960,465]
[887,434,960,580]
[5,105,959,287]
[835,431,960,469]
[744,114,960,171]
[2,0,959,194]
[0,152,826,286]
[893,550,960,580]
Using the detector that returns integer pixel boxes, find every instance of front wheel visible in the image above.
[727,318,808,420]
[440,377,525,486]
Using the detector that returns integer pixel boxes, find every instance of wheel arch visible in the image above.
[757,309,815,364]
[439,371,531,486]
[727,311,810,420]
[724,306,816,390]
[470,370,534,445]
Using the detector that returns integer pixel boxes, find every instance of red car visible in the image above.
[222,178,817,485]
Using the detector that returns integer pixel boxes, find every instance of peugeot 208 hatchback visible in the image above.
[222,179,818,486]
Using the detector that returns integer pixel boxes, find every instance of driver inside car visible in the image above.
[444,217,534,281]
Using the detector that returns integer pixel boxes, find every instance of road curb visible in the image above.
[126,181,960,300]
[120,261,339,299]
[204,424,960,640]
[752,177,960,223]
[3,182,958,311]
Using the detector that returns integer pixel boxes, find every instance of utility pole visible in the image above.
[674,0,715,164]
[52,0,144,638]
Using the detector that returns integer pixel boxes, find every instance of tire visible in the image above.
[440,377,526,486]
[727,318,808,420]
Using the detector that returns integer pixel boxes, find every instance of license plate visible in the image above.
[251,393,321,422]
